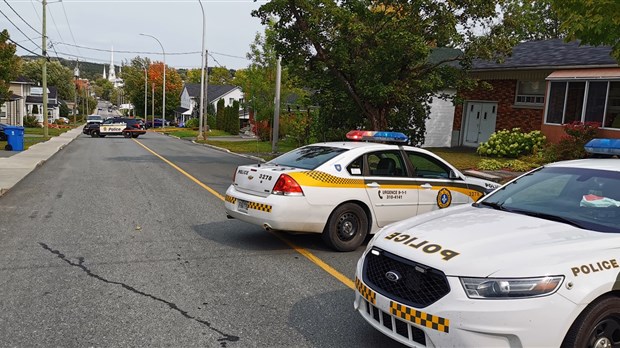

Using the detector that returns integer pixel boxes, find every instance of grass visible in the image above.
[1,126,77,151]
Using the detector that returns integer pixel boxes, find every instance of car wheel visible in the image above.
[123,131,131,138]
[561,295,620,348]
[131,133,139,138]
[322,203,368,252]
[5,144,12,151]
[90,130,100,138]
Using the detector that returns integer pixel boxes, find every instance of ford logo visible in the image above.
[385,271,401,282]
[248,176,254,180]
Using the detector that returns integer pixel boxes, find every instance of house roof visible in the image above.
[30,86,58,99]
[472,39,618,71]
[25,95,58,107]
[183,83,241,103]
[11,76,33,84]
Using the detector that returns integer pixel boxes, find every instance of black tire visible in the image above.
[90,130,100,138]
[5,144,12,151]
[322,203,368,252]
[123,131,131,138]
[561,295,620,348]
[131,133,139,138]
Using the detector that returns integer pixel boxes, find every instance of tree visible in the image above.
[209,67,234,85]
[93,78,114,101]
[500,1,564,41]
[185,68,202,84]
[0,30,21,109]
[551,0,620,61]
[253,0,528,142]
[21,59,76,101]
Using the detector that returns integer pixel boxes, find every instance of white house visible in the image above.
[176,84,244,125]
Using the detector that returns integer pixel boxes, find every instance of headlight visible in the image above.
[460,276,563,299]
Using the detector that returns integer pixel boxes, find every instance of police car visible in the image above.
[224,131,500,251]
[354,138,620,347]
[83,117,146,138]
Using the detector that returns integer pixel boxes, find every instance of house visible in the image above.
[176,84,244,125]
[26,86,60,123]
[1,76,34,126]
[452,39,620,147]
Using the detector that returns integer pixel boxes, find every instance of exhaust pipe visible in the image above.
[263,224,272,231]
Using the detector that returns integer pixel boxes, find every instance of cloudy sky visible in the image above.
[2,0,267,70]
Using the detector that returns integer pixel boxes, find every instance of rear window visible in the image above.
[87,116,102,120]
[268,145,347,170]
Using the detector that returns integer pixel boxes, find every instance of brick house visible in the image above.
[452,39,620,147]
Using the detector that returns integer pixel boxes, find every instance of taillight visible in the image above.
[272,174,304,196]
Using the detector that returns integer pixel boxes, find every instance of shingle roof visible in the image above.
[472,39,618,70]
[183,83,240,102]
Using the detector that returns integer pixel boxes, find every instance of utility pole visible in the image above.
[41,0,48,137]
[151,82,155,128]
[271,56,282,154]
[204,50,209,132]
[73,61,79,124]
[197,0,206,141]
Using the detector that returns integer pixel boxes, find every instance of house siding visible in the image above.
[453,80,544,143]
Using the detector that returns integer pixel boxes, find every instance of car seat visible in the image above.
[375,157,397,176]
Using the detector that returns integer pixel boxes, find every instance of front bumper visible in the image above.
[224,185,332,233]
[354,256,582,347]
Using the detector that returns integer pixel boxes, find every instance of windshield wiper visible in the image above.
[510,209,586,229]
[474,201,508,211]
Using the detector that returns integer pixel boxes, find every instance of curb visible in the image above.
[190,140,266,163]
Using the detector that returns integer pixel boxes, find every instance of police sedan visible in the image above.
[354,139,620,347]
[225,131,500,251]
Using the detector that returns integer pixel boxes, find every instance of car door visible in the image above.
[406,151,470,214]
[363,150,419,227]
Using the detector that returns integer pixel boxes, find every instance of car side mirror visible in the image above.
[449,170,460,180]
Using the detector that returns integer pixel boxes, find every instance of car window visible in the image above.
[268,146,348,170]
[482,167,620,233]
[407,152,451,178]
[366,151,407,177]
[347,156,363,176]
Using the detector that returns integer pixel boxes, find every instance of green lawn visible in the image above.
[1,126,76,151]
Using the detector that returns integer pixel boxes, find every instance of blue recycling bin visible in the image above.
[4,125,25,151]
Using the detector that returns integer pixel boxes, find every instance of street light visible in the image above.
[140,33,166,130]
[197,0,206,141]
[73,61,79,125]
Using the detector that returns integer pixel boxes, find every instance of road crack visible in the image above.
[39,242,239,347]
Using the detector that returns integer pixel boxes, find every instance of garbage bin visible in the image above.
[4,125,25,151]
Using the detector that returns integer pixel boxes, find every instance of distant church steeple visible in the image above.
[103,65,107,80]
[108,46,117,82]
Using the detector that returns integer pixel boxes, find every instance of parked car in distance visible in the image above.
[58,117,70,124]
[86,115,104,124]
[0,123,7,141]
[145,118,170,128]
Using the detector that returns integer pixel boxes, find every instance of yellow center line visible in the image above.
[133,138,355,291]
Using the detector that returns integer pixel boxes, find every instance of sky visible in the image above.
[2,0,268,70]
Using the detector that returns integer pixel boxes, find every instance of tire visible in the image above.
[561,295,620,348]
[5,144,12,151]
[123,131,131,138]
[322,203,368,252]
[90,130,100,138]
[131,133,139,138]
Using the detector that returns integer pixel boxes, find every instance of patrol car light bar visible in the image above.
[584,138,620,156]
[346,130,408,143]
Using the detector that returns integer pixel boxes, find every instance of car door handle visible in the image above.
[421,183,433,189]
[366,182,380,188]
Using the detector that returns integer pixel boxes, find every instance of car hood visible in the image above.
[370,205,620,277]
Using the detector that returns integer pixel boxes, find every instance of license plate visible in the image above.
[237,199,249,213]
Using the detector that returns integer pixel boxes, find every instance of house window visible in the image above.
[545,80,620,129]
[229,98,234,104]
[515,80,545,106]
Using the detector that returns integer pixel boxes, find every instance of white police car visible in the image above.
[354,138,620,347]
[225,131,500,251]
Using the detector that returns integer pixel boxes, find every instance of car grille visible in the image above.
[360,298,426,346]
[363,248,450,308]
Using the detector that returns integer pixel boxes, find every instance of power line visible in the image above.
[7,37,45,59]
[0,8,43,52]
[30,0,41,23]
[60,0,81,56]
[53,41,201,55]
[3,0,42,35]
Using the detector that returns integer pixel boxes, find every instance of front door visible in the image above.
[462,102,497,147]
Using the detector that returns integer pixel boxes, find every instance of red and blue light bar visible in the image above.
[346,130,408,143]
[585,138,620,156]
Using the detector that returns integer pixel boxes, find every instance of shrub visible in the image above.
[477,158,536,172]
[185,118,199,128]
[477,128,546,158]
[543,121,600,161]
[23,115,39,128]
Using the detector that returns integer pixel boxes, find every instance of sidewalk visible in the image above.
[0,127,83,197]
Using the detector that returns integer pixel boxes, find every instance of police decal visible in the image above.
[334,164,342,172]
[384,232,460,261]
[437,188,452,209]
[571,259,618,277]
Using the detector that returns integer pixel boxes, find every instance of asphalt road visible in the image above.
[0,131,404,347]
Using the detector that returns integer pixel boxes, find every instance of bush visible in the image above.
[23,115,39,128]
[185,118,199,128]
[477,158,536,172]
[477,128,546,158]
[543,121,600,161]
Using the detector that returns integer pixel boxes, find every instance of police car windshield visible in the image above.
[478,166,620,233]
[87,115,102,120]
[268,145,348,170]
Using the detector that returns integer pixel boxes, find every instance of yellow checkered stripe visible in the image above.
[225,195,237,204]
[290,171,365,188]
[248,202,272,213]
[355,277,376,305]
[390,302,450,333]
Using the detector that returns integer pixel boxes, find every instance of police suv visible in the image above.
[225,131,500,251]
[83,117,146,138]
[354,138,620,348]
